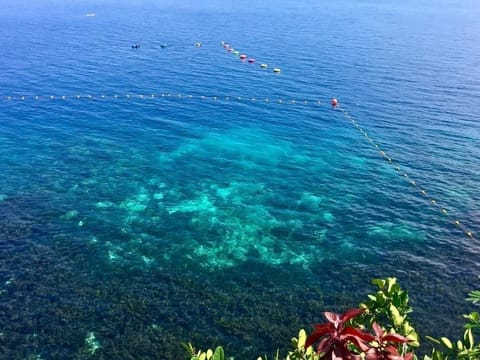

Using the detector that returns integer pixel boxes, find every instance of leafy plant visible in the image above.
[183,279,480,360]
[304,309,414,360]
[284,329,319,360]
[424,290,480,360]
[182,342,227,360]
[305,308,373,359]
[353,277,419,349]
[364,322,413,360]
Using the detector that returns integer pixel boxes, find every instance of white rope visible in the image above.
[0,93,321,104]
[338,106,476,242]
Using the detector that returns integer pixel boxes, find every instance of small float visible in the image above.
[132,44,140,49]
[160,43,168,48]
[248,58,255,63]
[260,63,268,69]
[233,51,240,56]
[273,68,281,73]
[239,54,247,60]
[194,42,202,47]
[331,98,338,107]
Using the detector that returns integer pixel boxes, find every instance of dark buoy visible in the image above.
[331,98,338,107]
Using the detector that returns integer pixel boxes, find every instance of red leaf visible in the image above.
[342,327,373,352]
[382,333,411,343]
[332,344,355,360]
[317,337,332,354]
[342,326,375,344]
[384,345,400,355]
[305,332,324,349]
[372,322,383,338]
[305,324,333,348]
[343,326,376,343]
[313,323,335,334]
[340,308,365,323]
[324,311,340,325]
[365,348,381,360]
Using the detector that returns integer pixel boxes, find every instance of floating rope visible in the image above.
[0,93,321,105]
[338,106,476,242]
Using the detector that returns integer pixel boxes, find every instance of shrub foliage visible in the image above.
[184,278,480,360]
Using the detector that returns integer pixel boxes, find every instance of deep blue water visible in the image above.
[1,1,480,359]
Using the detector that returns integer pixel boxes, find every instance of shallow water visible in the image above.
[1,1,480,358]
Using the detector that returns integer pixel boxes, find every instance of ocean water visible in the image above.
[1,0,480,358]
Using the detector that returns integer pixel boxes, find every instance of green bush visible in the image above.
[184,278,480,360]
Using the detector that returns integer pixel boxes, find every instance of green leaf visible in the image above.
[181,342,196,356]
[440,337,453,349]
[389,304,405,327]
[426,336,441,345]
[298,329,307,349]
[376,291,386,304]
[431,349,446,360]
[466,311,480,322]
[466,290,480,304]
[206,349,213,359]
[386,277,397,293]
[372,278,386,289]
[463,328,474,349]
[212,346,224,360]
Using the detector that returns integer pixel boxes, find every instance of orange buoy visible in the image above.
[331,98,338,107]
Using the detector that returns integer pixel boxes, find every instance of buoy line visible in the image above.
[337,105,476,242]
[220,40,280,73]
[0,93,322,105]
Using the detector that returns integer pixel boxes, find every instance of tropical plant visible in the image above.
[364,322,413,360]
[284,329,319,360]
[304,308,372,359]
[184,279,480,360]
[353,277,419,349]
[303,309,414,360]
[423,290,480,360]
[182,342,227,360]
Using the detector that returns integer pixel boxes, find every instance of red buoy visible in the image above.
[331,98,338,107]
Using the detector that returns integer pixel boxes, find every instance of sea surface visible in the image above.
[1,0,480,359]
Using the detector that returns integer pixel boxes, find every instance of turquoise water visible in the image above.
[1,1,480,358]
